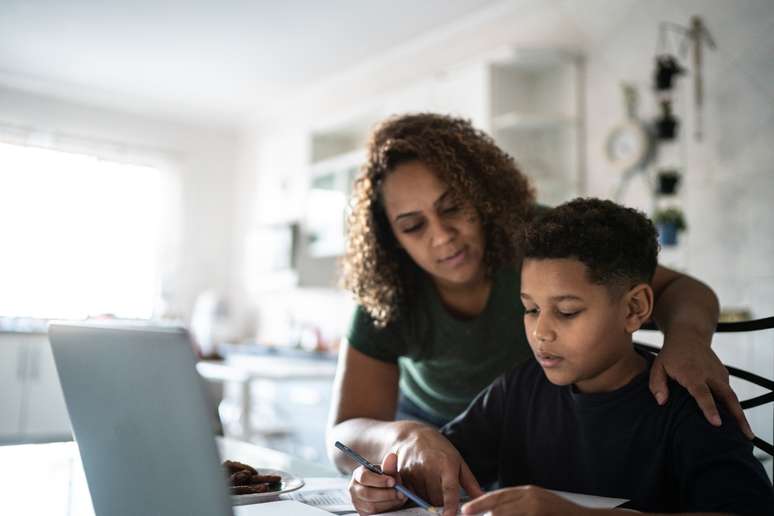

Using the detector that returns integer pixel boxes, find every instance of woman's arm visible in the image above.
[327,342,483,515]
[325,341,409,472]
[648,265,752,438]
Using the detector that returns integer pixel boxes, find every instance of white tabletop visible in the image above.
[0,437,340,516]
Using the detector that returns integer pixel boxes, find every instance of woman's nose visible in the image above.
[429,218,455,247]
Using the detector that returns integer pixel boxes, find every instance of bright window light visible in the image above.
[0,142,164,320]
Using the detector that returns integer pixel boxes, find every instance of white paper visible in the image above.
[282,477,356,514]
[548,489,628,509]
[376,489,627,515]
[234,499,337,515]
[276,477,627,515]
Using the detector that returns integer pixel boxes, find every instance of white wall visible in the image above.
[0,85,240,325]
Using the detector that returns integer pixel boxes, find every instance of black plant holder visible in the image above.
[656,100,679,140]
[654,54,685,91]
[656,171,681,195]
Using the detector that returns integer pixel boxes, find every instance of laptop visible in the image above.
[48,321,233,516]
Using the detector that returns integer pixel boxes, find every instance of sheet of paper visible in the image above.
[234,499,337,515]
[276,477,627,515]
[281,477,356,514]
[378,508,438,515]
[548,489,628,509]
[376,489,627,514]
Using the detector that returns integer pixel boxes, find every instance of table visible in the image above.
[197,353,338,440]
[0,437,340,516]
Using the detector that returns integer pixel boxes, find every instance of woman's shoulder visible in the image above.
[346,290,434,358]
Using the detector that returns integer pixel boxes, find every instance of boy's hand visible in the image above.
[649,333,753,439]
[393,426,483,516]
[461,485,591,516]
[348,452,407,515]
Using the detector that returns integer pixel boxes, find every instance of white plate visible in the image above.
[230,468,305,506]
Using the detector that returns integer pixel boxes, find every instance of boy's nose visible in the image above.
[533,316,556,342]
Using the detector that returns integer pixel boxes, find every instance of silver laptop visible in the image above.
[48,322,233,516]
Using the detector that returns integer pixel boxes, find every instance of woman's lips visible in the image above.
[439,248,466,268]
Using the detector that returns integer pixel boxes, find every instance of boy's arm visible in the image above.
[649,265,753,438]
[441,371,510,486]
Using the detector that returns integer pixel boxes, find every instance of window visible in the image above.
[0,142,167,320]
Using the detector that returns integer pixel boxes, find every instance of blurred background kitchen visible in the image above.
[1,0,772,474]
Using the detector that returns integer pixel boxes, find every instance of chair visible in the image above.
[635,316,774,458]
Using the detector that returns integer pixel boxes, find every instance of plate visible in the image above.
[230,468,305,506]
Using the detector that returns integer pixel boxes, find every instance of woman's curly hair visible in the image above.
[342,113,535,327]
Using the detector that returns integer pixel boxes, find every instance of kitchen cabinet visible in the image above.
[488,49,584,206]
[0,333,72,443]
[295,48,584,267]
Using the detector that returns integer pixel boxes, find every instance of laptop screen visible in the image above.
[49,322,232,516]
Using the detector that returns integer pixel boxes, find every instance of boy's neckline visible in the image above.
[569,349,653,403]
[573,348,648,395]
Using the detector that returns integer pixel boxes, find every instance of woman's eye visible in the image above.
[524,307,539,316]
[441,204,460,214]
[402,223,423,233]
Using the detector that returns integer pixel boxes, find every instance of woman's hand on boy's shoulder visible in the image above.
[460,485,592,516]
[650,331,753,439]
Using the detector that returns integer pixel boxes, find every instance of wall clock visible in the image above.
[605,84,653,173]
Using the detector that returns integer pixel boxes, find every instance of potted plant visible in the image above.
[654,54,685,91]
[656,169,681,195]
[655,100,679,140]
[653,207,687,246]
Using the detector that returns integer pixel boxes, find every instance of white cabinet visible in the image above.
[487,49,584,206]
[0,333,72,443]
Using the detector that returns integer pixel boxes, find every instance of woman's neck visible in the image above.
[434,273,492,319]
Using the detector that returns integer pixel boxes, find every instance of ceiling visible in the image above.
[0,0,500,127]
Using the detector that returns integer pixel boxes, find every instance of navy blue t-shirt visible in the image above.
[442,351,774,515]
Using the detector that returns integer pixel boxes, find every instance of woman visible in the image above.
[326,113,750,507]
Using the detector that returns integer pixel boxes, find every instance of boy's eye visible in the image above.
[558,310,581,319]
[441,204,460,214]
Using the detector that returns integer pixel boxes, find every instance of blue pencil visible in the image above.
[334,441,438,513]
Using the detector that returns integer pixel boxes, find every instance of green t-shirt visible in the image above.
[346,264,532,421]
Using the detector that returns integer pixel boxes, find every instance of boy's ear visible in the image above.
[623,283,654,334]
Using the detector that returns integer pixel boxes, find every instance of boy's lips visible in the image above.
[535,352,563,368]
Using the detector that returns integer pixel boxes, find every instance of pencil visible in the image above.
[334,441,438,513]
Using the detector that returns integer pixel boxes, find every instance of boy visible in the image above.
[348,198,773,515]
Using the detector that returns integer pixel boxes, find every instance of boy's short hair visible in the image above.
[523,198,659,292]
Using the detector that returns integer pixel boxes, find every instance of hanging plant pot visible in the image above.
[656,170,681,195]
[657,222,680,246]
[654,54,685,91]
[654,207,687,247]
[656,100,679,140]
